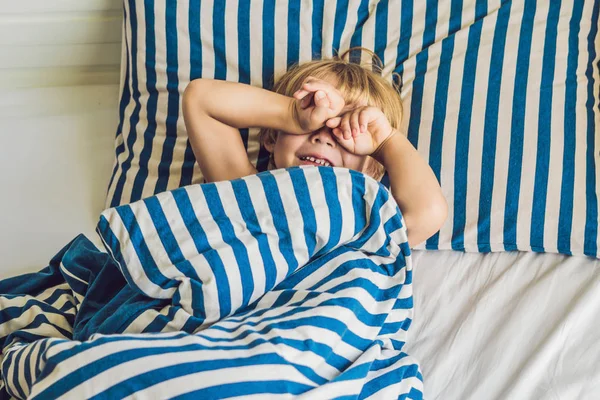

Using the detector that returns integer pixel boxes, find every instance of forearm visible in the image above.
[183,78,302,134]
[373,132,448,247]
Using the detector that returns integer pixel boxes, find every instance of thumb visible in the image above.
[313,90,330,109]
[310,91,333,124]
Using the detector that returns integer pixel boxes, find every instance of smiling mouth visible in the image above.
[299,156,333,167]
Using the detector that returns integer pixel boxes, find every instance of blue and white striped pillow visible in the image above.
[106,0,600,258]
[404,0,600,258]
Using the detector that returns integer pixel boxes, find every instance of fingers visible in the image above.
[326,117,342,128]
[340,109,362,140]
[358,107,382,133]
[295,89,330,111]
[351,111,361,136]
[293,76,345,113]
[311,95,332,123]
[340,112,352,140]
[333,106,376,140]
[358,108,370,133]
[293,77,324,100]
[332,127,346,143]
[300,92,313,109]
[300,78,335,93]
[293,87,312,111]
[293,89,310,100]
[293,78,325,99]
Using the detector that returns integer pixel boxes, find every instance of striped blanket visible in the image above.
[0,167,423,399]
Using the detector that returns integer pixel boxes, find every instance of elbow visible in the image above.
[404,193,448,248]
[420,194,448,238]
[183,79,211,119]
[183,78,214,104]
[183,79,204,103]
[183,80,197,111]
[429,193,448,232]
[185,77,208,90]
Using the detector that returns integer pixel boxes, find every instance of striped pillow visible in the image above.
[405,0,600,258]
[106,0,600,258]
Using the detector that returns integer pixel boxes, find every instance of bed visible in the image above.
[408,250,600,399]
[1,0,599,399]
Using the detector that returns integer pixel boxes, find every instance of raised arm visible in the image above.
[182,79,303,182]
[326,105,447,248]
[373,132,447,247]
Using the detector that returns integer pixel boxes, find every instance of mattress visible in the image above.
[406,249,600,399]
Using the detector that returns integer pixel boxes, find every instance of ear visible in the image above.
[263,131,278,153]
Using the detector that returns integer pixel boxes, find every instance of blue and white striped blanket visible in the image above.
[0,167,423,399]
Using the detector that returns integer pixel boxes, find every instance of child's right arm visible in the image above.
[182,78,342,182]
[182,79,298,182]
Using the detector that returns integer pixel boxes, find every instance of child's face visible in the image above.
[269,75,369,172]
[270,127,368,172]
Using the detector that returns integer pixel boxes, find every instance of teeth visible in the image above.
[301,156,331,167]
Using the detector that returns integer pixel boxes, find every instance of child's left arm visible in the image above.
[327,107,447,248]
[372,131,448,248]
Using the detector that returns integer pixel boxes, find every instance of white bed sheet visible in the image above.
[407,249,600,399]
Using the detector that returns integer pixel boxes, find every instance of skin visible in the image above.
[269,86,370,173]
[182,76,448,247]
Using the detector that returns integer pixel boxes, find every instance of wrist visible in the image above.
[267,93,302,135]
[286,97,304,134]
[274,95,304,135]
[372,129,403,165]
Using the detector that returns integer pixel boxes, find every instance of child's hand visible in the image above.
[326,106,394,156]
[291,77,346,133]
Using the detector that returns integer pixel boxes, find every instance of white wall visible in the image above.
[0,0,122,277]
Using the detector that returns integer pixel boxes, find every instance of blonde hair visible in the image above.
[259,47,403,180]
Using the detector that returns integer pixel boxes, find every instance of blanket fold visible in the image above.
[1,167,422,399]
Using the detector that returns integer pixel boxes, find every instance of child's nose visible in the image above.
[310,128,336,148]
